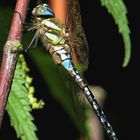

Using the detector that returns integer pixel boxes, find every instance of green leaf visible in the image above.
[100,0,131,67]
[6,55,38,140]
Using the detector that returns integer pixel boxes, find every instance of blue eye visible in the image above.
[42,7,55,17]
[32,4,55,17]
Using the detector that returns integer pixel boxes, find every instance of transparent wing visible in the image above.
[71,83,87,119]
[66,0,89,71]
[65,0,88,124]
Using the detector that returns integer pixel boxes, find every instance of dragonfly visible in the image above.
[28,2,118,140]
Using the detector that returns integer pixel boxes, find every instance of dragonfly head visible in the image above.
[32,3,55,18]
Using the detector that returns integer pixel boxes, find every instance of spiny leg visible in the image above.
[14,10,39,52]
[25,31,39,52]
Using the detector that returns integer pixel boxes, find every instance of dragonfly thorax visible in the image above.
[32,16,72,66]
[34,18,69,47]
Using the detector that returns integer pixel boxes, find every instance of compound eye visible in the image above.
[32,4,55,18]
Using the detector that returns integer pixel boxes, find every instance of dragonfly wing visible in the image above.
[66,0,89,71]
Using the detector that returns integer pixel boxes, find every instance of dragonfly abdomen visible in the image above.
[68,67,118,140]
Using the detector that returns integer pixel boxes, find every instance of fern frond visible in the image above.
[6,54,43,140]
[100,0,131,67]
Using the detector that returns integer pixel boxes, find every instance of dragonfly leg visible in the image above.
[25,31,39,52]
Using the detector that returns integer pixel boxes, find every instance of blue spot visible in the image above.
[62,60,73,70]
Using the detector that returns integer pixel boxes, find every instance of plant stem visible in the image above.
[0,0,29,127]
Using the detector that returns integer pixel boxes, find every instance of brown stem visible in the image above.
[0,0,29,127]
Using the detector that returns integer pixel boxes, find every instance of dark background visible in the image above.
[81,1,139,140]
[0,0,139,140]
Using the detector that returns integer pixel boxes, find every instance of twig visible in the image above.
[0,0,29,127]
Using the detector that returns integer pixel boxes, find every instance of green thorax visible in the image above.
[32,17,69,47]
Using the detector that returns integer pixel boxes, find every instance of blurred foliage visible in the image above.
[0,6,12,46]
[0,6,13,62]
[26,48,88,136]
